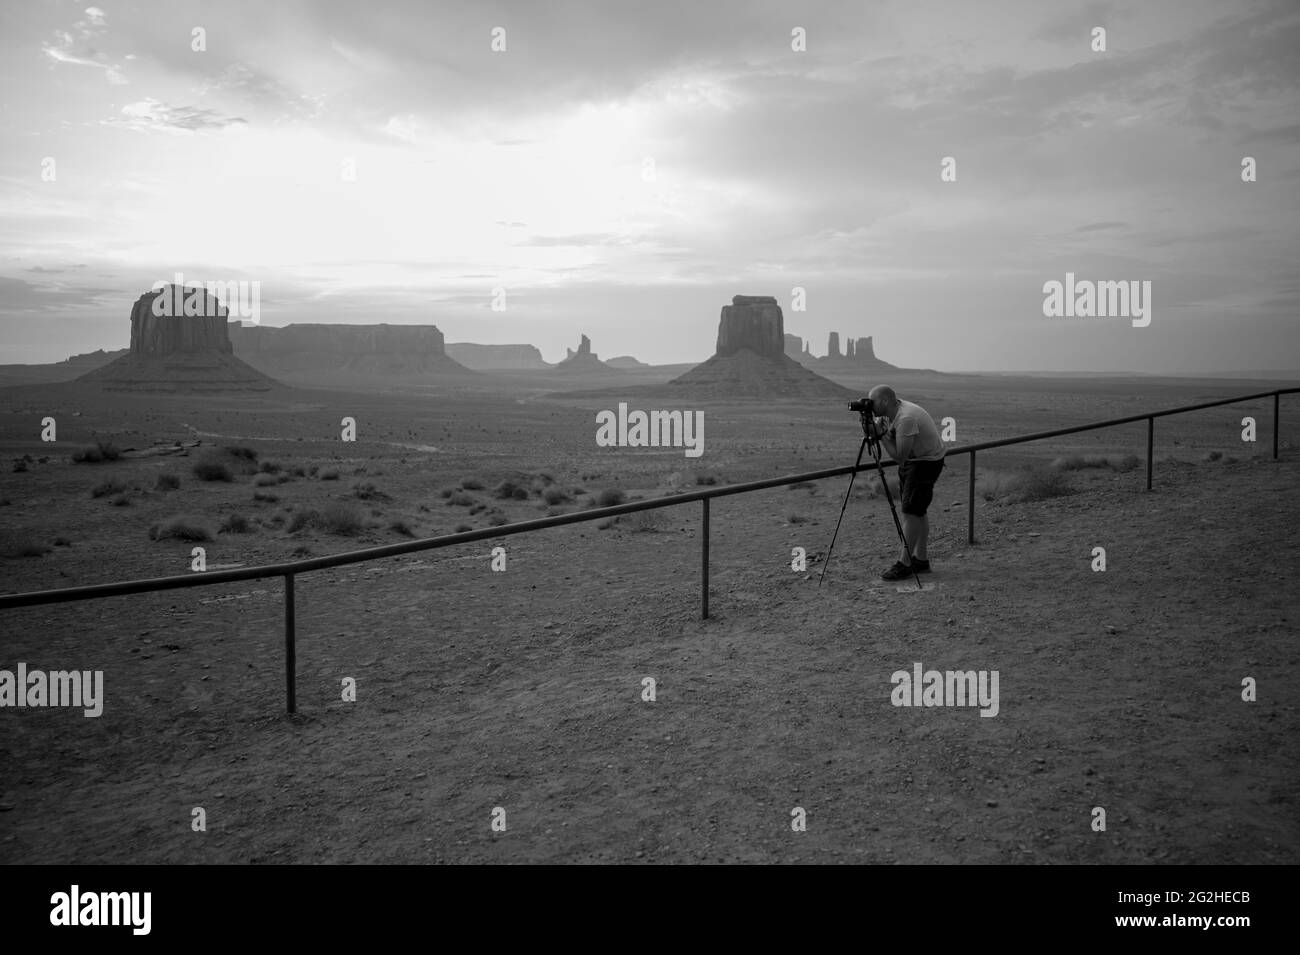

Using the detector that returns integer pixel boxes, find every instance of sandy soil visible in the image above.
[0,379,1295,863]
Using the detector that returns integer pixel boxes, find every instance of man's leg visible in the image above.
[901,514,922,563]
[913,515,929,561]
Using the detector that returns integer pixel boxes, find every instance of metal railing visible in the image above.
[2,387,1294,713]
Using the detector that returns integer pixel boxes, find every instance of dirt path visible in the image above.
[1,457,1296,864]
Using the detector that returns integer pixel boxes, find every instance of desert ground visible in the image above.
[0,371,1296,863]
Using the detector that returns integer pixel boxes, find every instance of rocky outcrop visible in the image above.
[565,334,596,361]
[783,330,897,371]
[78,286,276,392]
[604,355,649,369]
[716,295,785,359]
[229,323,474,380]
[663,295,852,397]
[129,287,232,355]
[554,333,609,373]
[445,342,549,370]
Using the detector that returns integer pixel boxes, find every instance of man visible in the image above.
[865,385,946,581]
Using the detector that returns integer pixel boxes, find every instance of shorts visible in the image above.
[899,458,945,516]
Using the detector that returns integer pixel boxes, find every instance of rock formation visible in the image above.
[604,355,649,369]
[565,334,596,361]
[228,323,475,386]
[129,288,233,355]
[445,342,549,370]
[846,339,856,359]
[554,333,609,373]
[856,336,875,360]
[78,286,277,392]
[716,295,785,359]
[662,294,853,398]
[827,332,841,359]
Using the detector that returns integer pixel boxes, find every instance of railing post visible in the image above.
[285,573,296,714]
[1275,392,1280,460]
[967,450,976,544]
[1146,417,1154,490]
[701,498,710,620]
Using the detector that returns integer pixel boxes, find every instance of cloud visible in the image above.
[198,63,323,120]
[42,5,125,84]
[104,99,248,133]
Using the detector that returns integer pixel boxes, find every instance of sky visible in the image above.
[1,0,1297,373]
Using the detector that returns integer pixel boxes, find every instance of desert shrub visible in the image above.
[543,487,570,505]
[1203,450,1223,462]
[72,439,121,464]
[253,491,279,503]
[259,460,282,474]
[92,478,127,499]
[787,513,809,524]
[318,501,364,535]
[1115,454,1141,472]
[155,473,180,491]
[461,478,485,490]
[597,517,618,530]
[254,473,279,487]
[0,534,51,558]
[287,510,315,533]
[319,468,340,481]
[389,519,416,537]
[220,513,251,534]
[353,482,388,500]
[150,517,213,542]
[439,487,454,499]
[454,523,473,533]
[53,536,72,547]
[469,503,486,515]
[1224,455,1239,464]
[192,457,234,482]
[308,464,320,477]
[627,510,666,532]
[863,474,901,499]
[446,490,476,506]
[596,488,625,507]
[225,445,258,462]
[290,466,306,478]
[290,545,312,557]
[1006,465,1074,503]
[493,480,525,500]
[12,459,27,473]
[546,506,567,516]
[486,510,509,526]
[110,494,131,507]
[1052,453,1126,471]
[695,474,718,486]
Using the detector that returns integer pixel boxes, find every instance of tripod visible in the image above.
[818,410,923,590]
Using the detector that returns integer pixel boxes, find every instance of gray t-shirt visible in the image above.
[889,399,946,462]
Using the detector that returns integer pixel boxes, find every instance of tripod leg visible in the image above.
[818,437,868,587]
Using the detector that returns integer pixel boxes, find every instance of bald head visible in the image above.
[868,384,899,418]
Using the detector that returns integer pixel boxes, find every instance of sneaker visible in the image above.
[880,560,915,581]
[911,556,931,573]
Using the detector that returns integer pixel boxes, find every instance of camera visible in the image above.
[847,398,873,413]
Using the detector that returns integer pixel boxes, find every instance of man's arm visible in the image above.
[884,430,913,464]
[878,419,914,464]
